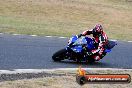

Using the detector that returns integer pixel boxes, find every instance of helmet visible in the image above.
[93,24,103,35]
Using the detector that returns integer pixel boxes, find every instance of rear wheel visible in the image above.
[52,48,67,61]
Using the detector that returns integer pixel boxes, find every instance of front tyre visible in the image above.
[52,48,67,62]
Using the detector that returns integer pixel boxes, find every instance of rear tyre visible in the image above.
[52,48,67,62]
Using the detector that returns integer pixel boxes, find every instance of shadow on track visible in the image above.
[52,60,113,68]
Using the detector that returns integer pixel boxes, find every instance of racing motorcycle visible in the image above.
[52,35,117,63]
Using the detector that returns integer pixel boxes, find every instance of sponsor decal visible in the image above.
[76,66,131,85]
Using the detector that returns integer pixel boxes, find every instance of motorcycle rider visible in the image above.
[78,24,108,61]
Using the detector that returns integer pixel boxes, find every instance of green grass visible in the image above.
[0,0,132,40]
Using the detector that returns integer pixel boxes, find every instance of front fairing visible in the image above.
[85,37,95,51]
[68,35,78,45]
[69,36,87,53]
[73,36,87,46]
[67,35,95,53]
[71,45,83,53]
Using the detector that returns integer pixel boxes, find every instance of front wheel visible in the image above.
[52,48,67,62]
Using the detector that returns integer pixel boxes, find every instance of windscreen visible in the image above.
[73,37,87,45]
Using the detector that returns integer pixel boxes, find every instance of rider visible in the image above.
[78,24,108,61]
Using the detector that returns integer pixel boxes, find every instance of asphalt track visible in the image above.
[0,34,132,70]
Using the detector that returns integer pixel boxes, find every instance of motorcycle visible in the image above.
[52,35,117,63]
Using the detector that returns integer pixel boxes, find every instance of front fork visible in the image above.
[66,46,84,61]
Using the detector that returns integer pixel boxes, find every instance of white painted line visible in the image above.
[30,35,37,37]
[110,39,117,41]
[1,33,132,42]
[12,34,20,35]
[128,41,132,42]
[0,69,46,74]
[45,36,52,38]
[59,37,67,38]
[48,68,132,71]
[0,68,132,74]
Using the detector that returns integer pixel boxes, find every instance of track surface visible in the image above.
[0,34,132,70]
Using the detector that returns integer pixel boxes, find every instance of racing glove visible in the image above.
[77,34,83,38]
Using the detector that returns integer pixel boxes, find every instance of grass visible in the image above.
[0,0,132,40]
